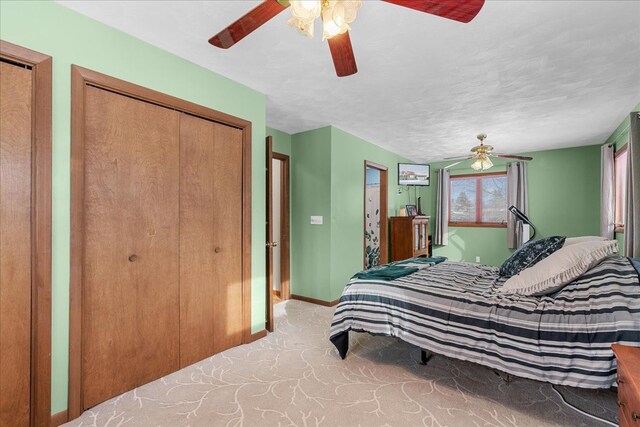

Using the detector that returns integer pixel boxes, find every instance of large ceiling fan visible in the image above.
[444,134,533,171]
[209,0,485,77]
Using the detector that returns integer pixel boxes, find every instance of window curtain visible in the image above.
[434,168,450,245]
[600,144,615,239]
[507,162,528,249]
[624,112,640,257]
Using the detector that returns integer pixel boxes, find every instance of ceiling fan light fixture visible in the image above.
[288,0,321,37]
[471,155,493,171]
[287,16,315,38]
[290,0,322,21]
[341,0,362,22]
[322,1,347,40]
[321,0,361,40]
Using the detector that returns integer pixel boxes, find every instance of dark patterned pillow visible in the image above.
[499,236,566,277]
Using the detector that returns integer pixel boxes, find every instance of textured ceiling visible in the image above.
[57,0,640,162]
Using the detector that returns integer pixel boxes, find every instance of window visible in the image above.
[615,145,628,232]
[449,173,507,227]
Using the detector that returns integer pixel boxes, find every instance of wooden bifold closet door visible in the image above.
[0,59,33,427]
[179,114,243,368]
[0,41,51,427]
[82,86,181,409]
[81,84,244,410]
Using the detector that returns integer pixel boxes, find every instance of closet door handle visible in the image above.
[128,254,138,262]
[214,247,222,253]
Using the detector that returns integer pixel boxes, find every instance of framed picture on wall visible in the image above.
[398,163,430,186]
[406,205,418,216]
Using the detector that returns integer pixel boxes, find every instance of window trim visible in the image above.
[448,171,508,228]
[614,143,628,233]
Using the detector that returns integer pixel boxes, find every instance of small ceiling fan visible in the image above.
[209,0,485,77]
[444,134,533,171]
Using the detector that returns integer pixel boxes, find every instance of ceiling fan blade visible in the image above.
[209,0,289,49]
[491,153,533,161]
[443,155,474,160]
[382,0,485,23]
[444,159,467,169]
[327,31,358,77]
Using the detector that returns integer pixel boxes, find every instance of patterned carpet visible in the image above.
[65,300,617,427]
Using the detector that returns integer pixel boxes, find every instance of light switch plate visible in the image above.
[310,216,323,225]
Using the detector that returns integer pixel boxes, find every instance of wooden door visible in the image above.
[267,151,291,302]
[69,66,251,419]
[0,60,32,427]
[179,113,244,367]
[273,153,291,302]
[265,136,274,332]
[82,86,181,409]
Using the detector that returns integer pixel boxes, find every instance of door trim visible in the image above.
[364,161,388,268]
[0,40,52,427]
[68,65,252,419]
[273,152,290,301]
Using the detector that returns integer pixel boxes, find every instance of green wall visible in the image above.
[274,125,607,294]
[291,127,333,301]
[268,126,292,156]
[604,101,640,254]
[0,0,267,414]
[328,127,413,300]
[424,144,602,266]
[287,126,413,302]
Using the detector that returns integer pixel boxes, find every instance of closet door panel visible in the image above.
[179,115,244,364]
[179,114,217,367]
[211,124,244,353]
[83,86,180,409]
[0,61,32,427]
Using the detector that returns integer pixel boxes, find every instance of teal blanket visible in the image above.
[352,256,447,281]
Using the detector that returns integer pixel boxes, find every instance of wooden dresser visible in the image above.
[390,216,430,261]
[613,344,640,426]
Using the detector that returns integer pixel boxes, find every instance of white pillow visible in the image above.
[498,239,618,296]
[563,236,608,246]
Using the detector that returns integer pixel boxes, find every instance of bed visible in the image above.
[330,256,640,389]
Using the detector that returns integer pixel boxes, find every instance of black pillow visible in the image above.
[499,236,566,277]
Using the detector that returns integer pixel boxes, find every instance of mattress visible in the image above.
[330,256,640,388]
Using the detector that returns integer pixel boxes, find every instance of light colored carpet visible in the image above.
[64,300,617,427]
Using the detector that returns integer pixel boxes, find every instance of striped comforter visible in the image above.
[330,256,640,388]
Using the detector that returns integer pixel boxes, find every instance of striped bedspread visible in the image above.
[330,256,640,389]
